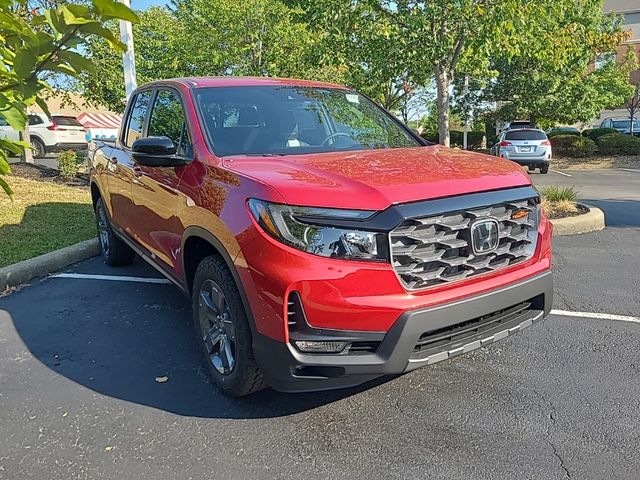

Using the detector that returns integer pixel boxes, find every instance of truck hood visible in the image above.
[224,145,532,211]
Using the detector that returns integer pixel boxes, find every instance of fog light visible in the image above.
[293,340,349,353]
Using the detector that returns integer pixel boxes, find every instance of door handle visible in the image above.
[133,166,143,177]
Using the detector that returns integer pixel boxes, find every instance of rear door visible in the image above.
[107,90,152,233]
[129,87,190,271]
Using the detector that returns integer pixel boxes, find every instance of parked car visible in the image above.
[490,128,551,174]
[547,126,580,136]
[0,112,88,158]
[89,77,553,397]
[599,117,640,136]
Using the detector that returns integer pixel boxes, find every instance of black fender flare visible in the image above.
[181,226,257,334]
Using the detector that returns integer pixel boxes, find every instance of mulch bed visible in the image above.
[545,203,589,220]
[552,155,640,170]
[9,163,89,189]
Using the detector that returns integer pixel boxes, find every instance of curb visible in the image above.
[0,238,100,291]
[550,203,605,236]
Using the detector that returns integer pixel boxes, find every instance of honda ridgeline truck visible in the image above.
[90,77,553,396]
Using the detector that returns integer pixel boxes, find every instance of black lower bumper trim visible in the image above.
[253,271,553,393]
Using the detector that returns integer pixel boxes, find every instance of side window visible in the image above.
[124,91,152,147]
[28,115,44,126]
[148,89,190,156]
[0,116,7,127]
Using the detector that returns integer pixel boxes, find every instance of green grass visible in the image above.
[0,177,95,268]
[540,185,579,203]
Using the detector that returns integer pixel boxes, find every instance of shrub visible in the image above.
[57,150,78,178]
[450,131,484,149]
[421,131,484,149]
[581,127,619,144]
[540,185,578,203]
[551,134,596,157]
[598,133,640,155]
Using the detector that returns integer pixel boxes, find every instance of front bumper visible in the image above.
[254,270,553,392]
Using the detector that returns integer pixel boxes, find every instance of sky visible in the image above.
[131,0,168,10]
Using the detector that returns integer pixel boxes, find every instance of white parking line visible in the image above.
[550,309,640,325]
[550,169,572,177]
[619,168,640,174]
[51,273,171,284]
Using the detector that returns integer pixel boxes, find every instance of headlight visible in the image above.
[248,199,386,261]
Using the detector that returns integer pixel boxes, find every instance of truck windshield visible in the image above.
[194,86,419,157]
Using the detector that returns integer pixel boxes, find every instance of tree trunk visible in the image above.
[435,65,450,147]
[19,123,34,164]
[529,114,537,128]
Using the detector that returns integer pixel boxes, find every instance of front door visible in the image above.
[106,90,153,233]
[130,88,191,272]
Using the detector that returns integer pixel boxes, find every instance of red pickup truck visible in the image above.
[90,77,553,396]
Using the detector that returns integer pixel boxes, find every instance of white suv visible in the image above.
[0,113,88,158]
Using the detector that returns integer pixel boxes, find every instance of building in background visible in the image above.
[596,0,640,125]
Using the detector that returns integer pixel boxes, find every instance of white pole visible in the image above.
[119,0,137,99]
[463,74,469,150]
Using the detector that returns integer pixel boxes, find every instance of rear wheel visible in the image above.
[95,198,135,266]
[192,255,266,397]
[30,137,46,159]
[540,164,549,174]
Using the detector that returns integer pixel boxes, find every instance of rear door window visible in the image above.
[505,130,547,141]
[124,91,152,147]
[28,115,44,126]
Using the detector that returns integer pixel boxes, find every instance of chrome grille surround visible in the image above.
[390,197,539,291]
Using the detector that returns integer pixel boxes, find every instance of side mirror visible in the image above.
[131,136,189,167]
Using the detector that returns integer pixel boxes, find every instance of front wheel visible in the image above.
[192,256,266,397]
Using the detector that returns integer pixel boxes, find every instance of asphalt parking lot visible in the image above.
[1,169,639,479]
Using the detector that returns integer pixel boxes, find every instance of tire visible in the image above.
[540,165,549,174]
[95,198,135,266]
[30,137,46,159]
[192,255,266,397]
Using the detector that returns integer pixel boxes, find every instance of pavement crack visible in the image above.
[554,290,577,311]
[544,408,571,478]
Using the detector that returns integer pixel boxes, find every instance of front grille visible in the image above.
[390,197,539,290]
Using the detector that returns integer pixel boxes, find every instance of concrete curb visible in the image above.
[550,203,605,236]
[0,238,100,291]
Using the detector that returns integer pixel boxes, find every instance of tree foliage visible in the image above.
[484,1,636,127]
[81,0,326,112]
[0,0,138,196]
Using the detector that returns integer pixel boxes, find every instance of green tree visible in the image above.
[81,0,322,112]
[0,0,139,196]
[484,2,635,127]
[297,0,634,146]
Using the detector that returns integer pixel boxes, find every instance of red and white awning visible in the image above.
[77,112,122,129]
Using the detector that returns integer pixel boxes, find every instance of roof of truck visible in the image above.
[170,76,349,90]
